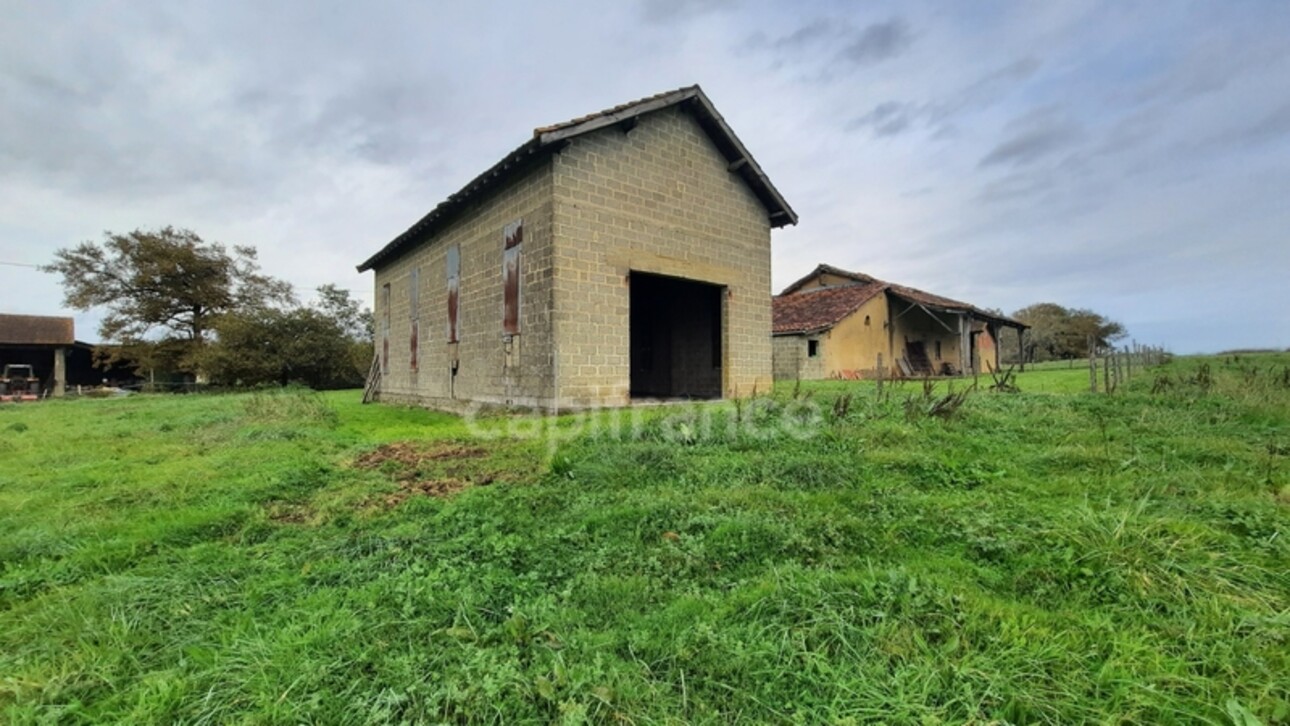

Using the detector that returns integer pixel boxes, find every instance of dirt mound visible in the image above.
[354,441,485,470]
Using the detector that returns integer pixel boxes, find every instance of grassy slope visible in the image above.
[0,356,1287,723]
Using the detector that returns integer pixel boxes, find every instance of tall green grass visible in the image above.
[1,356,1287,723]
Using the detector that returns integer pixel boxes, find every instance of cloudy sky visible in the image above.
[2,1,1287,353]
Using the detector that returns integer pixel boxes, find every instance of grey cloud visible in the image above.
[845,58,1041,138]
[838,18,912,66]
[975,168,1058,203]
[979,108,1083,168]
[641,0,738,23]
[3,1,1289,357]
[741,18,848,57]
[743,17,913,72]
[1239,104,1290,146]
[847,101,917,137]
[929,57,1041,123]
[772,19,834,50]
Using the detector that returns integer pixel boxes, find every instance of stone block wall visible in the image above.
[550,107,774,407]
[373,162,556,409]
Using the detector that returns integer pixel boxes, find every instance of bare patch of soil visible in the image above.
[265,500,314,524]
[382,477,476,507]
[354,441,486,470]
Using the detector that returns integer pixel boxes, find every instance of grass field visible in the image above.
[1,355,1288,723]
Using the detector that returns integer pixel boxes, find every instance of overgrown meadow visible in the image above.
[1,355,1287,723]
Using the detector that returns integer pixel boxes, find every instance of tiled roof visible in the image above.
[358,85,796,272]
[0,314,74,346]
[772,281,886,334]
[532,87,694,136]
[772,265,1027,334]
[779,263,877,295]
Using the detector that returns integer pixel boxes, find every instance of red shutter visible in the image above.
[503,220,522,335]
[446,245,460,343]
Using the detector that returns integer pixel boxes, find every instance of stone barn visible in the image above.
[772,265,1027,380]
[358,86,796,409]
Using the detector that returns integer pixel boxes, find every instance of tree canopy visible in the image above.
[43,227,294,372]
[43,227,374,388]
[1009,303,1127,362]
[198,286,373,389]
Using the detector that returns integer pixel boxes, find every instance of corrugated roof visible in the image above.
[772,264,1027,334]
[0,314,74,346]
[357,85,797,272]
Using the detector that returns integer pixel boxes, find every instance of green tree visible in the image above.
[42,227,294,373]
[314,284,375,383]
[1007,303,1127,362]
[200,287,373,389]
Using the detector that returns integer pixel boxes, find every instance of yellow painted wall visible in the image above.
[771,294,893,380]
[820,294,891,377]
[773,291,1008,380]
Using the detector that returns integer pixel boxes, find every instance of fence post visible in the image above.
[1125,345,1132,380]
[876,352,884,396]
[1088,335,1098,394]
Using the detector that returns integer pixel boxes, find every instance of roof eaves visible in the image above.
[772,325,831,336]
[356,138,545,272]
[359,84,798,273]
[779,263,878,296]
[537,85,797,228]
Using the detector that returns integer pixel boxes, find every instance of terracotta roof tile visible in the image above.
[0,314,74,345]
[773,265,1027,334]
[772,282,885,334]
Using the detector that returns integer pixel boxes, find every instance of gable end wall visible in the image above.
[551,106,774,406]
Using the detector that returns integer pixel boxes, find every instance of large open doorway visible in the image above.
[629,271,723,400]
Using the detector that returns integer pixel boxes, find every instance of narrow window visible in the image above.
[935,340,942,360]
[864,315,871,326]
[808,340,819,357]
[446,245,460,343]
[381,282,391,374]
[409,267,420,372]
[502,220,522,335]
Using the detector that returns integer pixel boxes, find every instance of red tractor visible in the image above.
[1,364,41,402]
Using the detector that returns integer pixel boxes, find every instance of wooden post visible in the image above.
[1113,351,1123,390]
[1018,328,1026,373]
[1088,335,1098,393]
[1103,353,1111,394]
[1125,345,1132,380]
[876,352,884,395]
[959,313,971,377]
[52,346,66,398]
